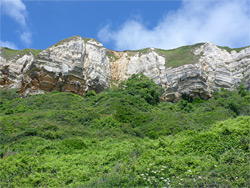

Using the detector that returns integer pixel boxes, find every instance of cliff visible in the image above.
[1,36,249,101]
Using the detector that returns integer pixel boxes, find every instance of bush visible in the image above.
[177,100,193,112]
[4,109,14,114]
[119,74,163,105]
[91,116,121,129]
[62,138,87,150]
[0,81,249,187]
[84,90,96,97]
[23,128,37,136]
[238,84,249,97]
[0,89,19,100]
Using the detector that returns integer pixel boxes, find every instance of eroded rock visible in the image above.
[0,37,249,101]
[0,48,35,89]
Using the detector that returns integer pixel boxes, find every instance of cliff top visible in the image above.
[0,47,42,61]
[1,36,249,67]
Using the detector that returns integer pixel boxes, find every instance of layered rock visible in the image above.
[195,43,250,94]
[109,43,250,101]
[0,36,249,101]
[19,36,110,96]
[0,48,35,89]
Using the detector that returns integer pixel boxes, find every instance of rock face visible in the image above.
[0,36,249,101]
[0,49,35,89]
[19,37,110,96]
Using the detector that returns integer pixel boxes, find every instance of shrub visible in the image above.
[84,90,96,97]
[0,83,249,188]
[23,128,37,136]
[176,100,193,112]
[5,109,14,114]
[91,116,121,129]
[61,138,87,150]
[119,74,163,105]
[238,84,249,97]
[0,89,19,100]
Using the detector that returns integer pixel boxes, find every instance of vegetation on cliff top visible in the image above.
[218,45,250,53]
[126,43,250,68]
[115,43,204,68]
[53,36,99,47]
[156,43,204,68]
[1,48,42,61]
[2,37,249,69]
[0,75,250,187]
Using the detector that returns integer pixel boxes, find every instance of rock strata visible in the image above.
[0,36,249,101]
[0,48,35,89]
[19,37,110,96]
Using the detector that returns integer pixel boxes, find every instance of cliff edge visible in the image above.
[1,36,249,101]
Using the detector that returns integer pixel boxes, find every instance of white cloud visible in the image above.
[98,0,250,50]
[1,0,32,46]
[20,31,32,46]
[0,40,18,49]
[1,0,27,27]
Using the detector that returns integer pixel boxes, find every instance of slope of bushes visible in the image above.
[0,74,249,187]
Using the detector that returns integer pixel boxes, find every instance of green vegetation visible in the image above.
[125,44,250,69]
[122,44,204,68]
[106,53,119,62]
[1,48,42,60]
[127,43,249,68]
[83,38,98,43]
[53,36,83,47]
[156,43,204,68]
[0,74,249,187]
[218,45,250,53]
[127,48,150,54]
[53,36,99,47]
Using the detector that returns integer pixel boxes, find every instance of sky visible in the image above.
[0,0,250,51]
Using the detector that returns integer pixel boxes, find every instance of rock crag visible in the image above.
[0,48,35,89]
[1,36,249,101]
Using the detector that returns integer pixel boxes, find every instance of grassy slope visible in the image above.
[0,82,250,187]
[1,36,99,61]
[53,36,98,47]
[2,39,248,68]
[156,43,204,68]
[1,48,42,61]
[218,45,250,53]
[125,44,250,68]
[121,44,203,68]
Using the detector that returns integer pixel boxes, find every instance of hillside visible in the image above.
[0,75,249,187]
[1,36,250,101]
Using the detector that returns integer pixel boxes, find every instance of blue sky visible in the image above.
[1,0,250,51]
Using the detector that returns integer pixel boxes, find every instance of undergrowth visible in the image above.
[0,74,249,187]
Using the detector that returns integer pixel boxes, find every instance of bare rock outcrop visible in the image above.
[19,36,110,96]
[109,43,250,101]
[0,36,249,101]
[0,48,35,89]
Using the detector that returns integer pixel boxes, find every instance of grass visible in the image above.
[53,36,99,47]
[126,48,151,54]
[218,45,250,53]
[83,38,98,43]
[106,53,117,61]
[1,48,42,61]
[156,43,204,68]
[122,43,250,69]
[120,43,204,68]
[53,36,83,47]
[0,75,249,187]
[106,52,120,62]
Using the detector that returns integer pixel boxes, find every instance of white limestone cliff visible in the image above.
[0,48,34,89]
[0,36,249,101]
[19,36,110,95]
